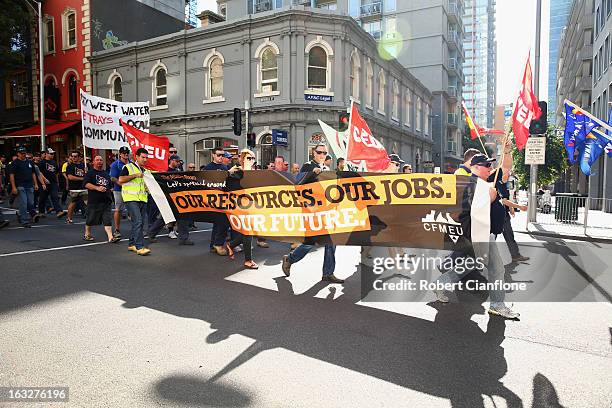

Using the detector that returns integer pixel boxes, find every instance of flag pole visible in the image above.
[492,120,513,185]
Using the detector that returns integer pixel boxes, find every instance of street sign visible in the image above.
[272,129,288,147]
[525,137,546,165]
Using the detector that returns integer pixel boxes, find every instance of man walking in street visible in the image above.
[281,143,343,283]
[83,156,120,243]
[454,148,481,176]
[119,148,151,256]
[65,152,87,224]
[202,147,229,255]
[9,146,40,227]
[434,153,520,319]
[109,146,130,238]
[147,154,193,246]
[38,148,66,218]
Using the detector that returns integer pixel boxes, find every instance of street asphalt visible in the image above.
[0,213,611,407]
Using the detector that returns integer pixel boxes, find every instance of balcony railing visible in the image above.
[361,1,382,17]
[448,30,459,44]
[447,113,458,125]
[447,2,459,17]
[449,58,457,70]
[254,0,273,13]
[448,86,457,98]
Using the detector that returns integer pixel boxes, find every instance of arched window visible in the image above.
[307,46,328,90]
[209,57,223,98]
[68,75,77,109]
[112,76,122,102]
[392,80,399,120]
[153,67,167,106]
[378,70,386,113]
[365,60,373,107]
[416,97,422,131]
[350,51,360,100]
[261,47,278,92]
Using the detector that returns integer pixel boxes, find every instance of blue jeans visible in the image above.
[38,183,63,214]
[16,187,35,224]
[289,244,336,276]
[435,234,506,307]
[126,201,147,249]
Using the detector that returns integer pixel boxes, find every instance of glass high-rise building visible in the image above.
[548,0,572,117]
[462,0,496,128]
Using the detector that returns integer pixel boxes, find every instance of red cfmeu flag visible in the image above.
[511,53,542,150]
[346,103,390,172]
[120,120,170,172]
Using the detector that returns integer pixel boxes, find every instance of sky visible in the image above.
[197,0,550,105]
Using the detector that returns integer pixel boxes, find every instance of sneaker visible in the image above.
[21,223,32,228]
[168,231,178,239]
[213,245,228,256]
[235,244,243,253]
[128,245,138,253]
[322,274,344,284]
[32,214,41,223]
[433,289,450,303]
[511,255,530,262]
[256,240,269,248]
[488,305,520,319]
[178,239,194,246]
[66,219,73,224]
[137,248,151,256]
[56,210,67,218]
[113,230,121,238]
[281,255,291,277]
[0,220,9,229]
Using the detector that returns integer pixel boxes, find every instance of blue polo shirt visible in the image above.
[109,159,128,191]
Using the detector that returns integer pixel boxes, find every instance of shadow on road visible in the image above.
[1,234,589,407]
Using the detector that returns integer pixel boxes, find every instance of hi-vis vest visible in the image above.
[121,163,148,202]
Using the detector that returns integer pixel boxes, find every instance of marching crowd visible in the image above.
[0,141,528,319]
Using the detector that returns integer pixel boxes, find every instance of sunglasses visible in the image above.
[187,166,196,170]
[169,150,177,153]
[315,150,328,155]
[245,156,255,161]
[215,153,225,157]
[475,162,493,168]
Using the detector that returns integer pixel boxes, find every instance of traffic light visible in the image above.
[529,101,548,135]
[247,132,256,148]
[339,112,350,132]
[232,108,242,136]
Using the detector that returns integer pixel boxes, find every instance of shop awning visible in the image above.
[2,120,80,138]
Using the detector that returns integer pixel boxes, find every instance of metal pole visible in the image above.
[527,0,542,224]
[244,99,250,148]
[38,0,46,151]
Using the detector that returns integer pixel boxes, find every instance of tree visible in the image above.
[511,125,568,189]
[0,0,31,79]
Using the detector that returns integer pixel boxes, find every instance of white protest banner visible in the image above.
[80,89,150,150]
[525,137,546,165]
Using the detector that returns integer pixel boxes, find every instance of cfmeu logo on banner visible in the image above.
[421,210,463,243]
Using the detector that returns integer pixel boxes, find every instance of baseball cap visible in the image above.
[46,148,55,154]
[119,146,130,154]
[388,153,404,164]
[16,146,26,153]
[470,154,496,167]
[169,154,182,161]
[223,152,232,158]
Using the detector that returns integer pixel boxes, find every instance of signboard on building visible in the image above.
[305,94,333,102]
[272,129,288,146]
[525,137,546,165]
[422,161,435,169]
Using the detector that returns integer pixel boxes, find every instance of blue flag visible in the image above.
[564,103,597,164]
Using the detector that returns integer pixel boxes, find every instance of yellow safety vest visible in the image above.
[121,163,148,202]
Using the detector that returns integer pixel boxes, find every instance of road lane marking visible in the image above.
[0,229,211,258]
